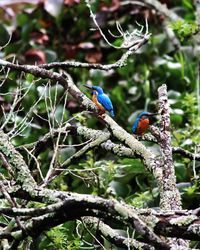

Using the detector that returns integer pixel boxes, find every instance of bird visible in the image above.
[132,111,157,135]
[83,84,115,117]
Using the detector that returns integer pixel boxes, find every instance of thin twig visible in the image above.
[22,146,44,181]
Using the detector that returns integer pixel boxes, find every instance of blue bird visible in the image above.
[84,84,115,117]
[132,111,157,135]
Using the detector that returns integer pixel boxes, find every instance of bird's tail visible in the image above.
[110,110,115,117]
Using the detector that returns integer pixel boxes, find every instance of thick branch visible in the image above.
[19,124,199,162]
[83,217,154,250]
[157,84,188,248]
[1,190,200,242]
[18,125,135,159]
[158,84,182,210]
[0,130,36,193]
[2,188,170,249]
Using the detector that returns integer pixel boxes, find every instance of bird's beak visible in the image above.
[83,84,93,90]
[148,113,158,116]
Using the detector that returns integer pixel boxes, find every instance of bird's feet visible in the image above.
[98,110,106,118]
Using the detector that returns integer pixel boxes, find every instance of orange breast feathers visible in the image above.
[92,93,106,112]
[136,118,149,135]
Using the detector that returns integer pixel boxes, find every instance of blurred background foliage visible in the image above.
[0,0,200,249]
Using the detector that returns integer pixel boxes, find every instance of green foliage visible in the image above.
[39,224,81,250]
[170,20,199,41]
[0,24,10,47]
[126,190,157,208]
[0,0,199,249]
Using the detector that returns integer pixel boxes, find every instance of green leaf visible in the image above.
[108,180,130,197]
[26,73,34,83]
[45,49,58,62]
[170,20,198,40]
[16,13,29,27]
[183,0,194,10]
[21,20,37,41]
[59,147,76,163]
[44,0,63,17]
[0,24,10,47]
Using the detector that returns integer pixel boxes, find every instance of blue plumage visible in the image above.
[132,112,152,134]
[132,117,140,134]
[93,86,115,117]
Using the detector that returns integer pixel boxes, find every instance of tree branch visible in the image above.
[143,0,182,21]
[0,59,164,195]
[157,84,182,210]
[0,188,170,249]
[38,33,150,70]
[83,217,154,250]
[173,147,200,161]
[157,84,188,248]
[0,130,37,193]
[1,189,200,243]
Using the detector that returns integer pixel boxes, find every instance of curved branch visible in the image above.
[1,189,200,243]
[38,33,150,70]
[83,217,154,250]
[173,147,200,161]
[1,189,170,249]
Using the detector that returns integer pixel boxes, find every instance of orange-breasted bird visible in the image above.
[132,112,157,135]
[84,84,115,117]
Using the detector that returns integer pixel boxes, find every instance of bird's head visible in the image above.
[138,111,158,120]
[92,86,104,94]
[83,84,104,95]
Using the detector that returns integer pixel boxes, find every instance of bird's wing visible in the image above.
[97,94,114,112]
[132,118,139,134]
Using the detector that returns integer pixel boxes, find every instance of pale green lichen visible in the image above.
[99,222,116,238]
[38,189,59,203]
[141,215,160,229]
[81,96,96,111]
[160,190,182,210]
[170,215,197,226]
[0,130,37,193]
[114,203,130,218]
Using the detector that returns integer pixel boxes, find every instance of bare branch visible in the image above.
[157,84,188,249]
[22,146,44,182]
[85,0,151,50]
[83,217,154,250]
[157,84,182,210]
[1,189,200,243]
[173,146,200,161]
[41,130,111,186]
[38,31,150,70]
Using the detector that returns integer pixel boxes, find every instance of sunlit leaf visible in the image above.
[44,0,63,17]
